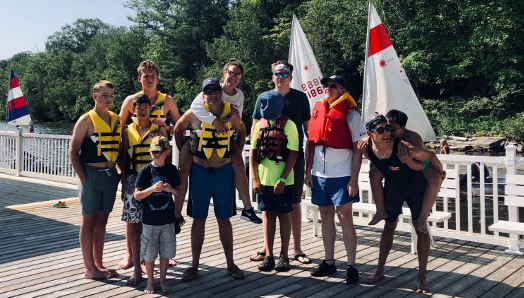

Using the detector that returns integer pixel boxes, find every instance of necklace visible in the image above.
[374,145,390,160]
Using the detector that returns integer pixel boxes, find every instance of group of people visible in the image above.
[69,58,446,294]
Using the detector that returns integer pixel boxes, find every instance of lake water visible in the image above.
[0,121,74,135]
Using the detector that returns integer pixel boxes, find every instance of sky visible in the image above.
[0,0,136,60]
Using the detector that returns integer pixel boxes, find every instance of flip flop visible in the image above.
[294,254,311,264]
[53,201,67,208]
[250,252,266,262]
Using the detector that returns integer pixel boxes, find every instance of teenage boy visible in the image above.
[358,110,443,234]
[118,60,182,269]
[174,78,245,281]
[250,60,311,264]
[304,75,365,284]
[119,94,168,285]
[69,80,121,279]
[135,136,180,294]
[251,90,299,272]
[362,114,444,293]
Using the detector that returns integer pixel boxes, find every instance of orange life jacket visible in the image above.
[256,116,290,163]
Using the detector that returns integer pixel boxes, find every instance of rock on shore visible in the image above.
[425,137,521,153]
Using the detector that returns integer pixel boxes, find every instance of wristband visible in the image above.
[278,177,286,183]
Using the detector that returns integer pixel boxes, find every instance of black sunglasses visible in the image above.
[371,125,393,134]
[322,83,338,89]
[203,88,222,95]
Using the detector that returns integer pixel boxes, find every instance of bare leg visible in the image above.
[159,257,171,293]
[127,223,143,285]
[92,212,118,277]
[418,165,441,233]
[368,220,397,283]
[250,211,267,261]
[118,222,133,269]
[277,212,291,258]
[336,202,357,265]
[144,260,155,294]
[232,145,253,210]
[319,205,336,263]
[291,203,309,262]
[80,214,111,279]
[191,218,206,268]
[217,218,236,267]
[177,140,191,218]
[368,167,388,225]
[263,211,277,257]
[413,219,431,293]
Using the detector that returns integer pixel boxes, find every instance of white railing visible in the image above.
[0,129,75,182]
[2,130,523,250]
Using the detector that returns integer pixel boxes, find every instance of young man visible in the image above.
[174,78,245,281]
[135,136,181,294]
[251,91,299,272]
[119,94,168,285]
[250,60,311,264]
[362,114,444,293]
[68,80,121,279]
[360,110,443,234]
[118,60,182,269]
[304,75,365,284]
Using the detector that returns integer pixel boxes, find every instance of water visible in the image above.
[0,121,74,135]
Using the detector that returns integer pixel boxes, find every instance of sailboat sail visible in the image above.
[362,3,436,141]
[288,14,324,109]
[7,70,32,126]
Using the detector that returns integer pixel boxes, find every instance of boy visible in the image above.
[119,94,167,285]
[134,136,181,294]
[250,90,299,272]
[68,80,121,279]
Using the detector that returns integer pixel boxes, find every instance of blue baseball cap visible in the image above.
[320,75,347,89]
[365,113,387,131]
[259,90,284,120]
[202,77,220,91]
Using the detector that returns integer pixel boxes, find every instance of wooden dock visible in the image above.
[0,173,523,298]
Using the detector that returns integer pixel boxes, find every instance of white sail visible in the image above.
[362,3,436,141]
[288,14,324,109]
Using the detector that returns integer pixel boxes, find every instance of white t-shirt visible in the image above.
[312,110,366,178]
[190,88,244,124]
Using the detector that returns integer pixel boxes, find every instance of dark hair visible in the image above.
[222,58,244,75]
[133,93,151,107]
[386,109,408,127]
[271,60,294,74]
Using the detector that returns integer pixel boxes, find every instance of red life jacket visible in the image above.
[256,116,290,163]
[308,97,352,149]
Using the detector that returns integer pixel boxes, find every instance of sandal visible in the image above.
[53,201,67,208]
[294,253,311,264]
[250,251,266,262]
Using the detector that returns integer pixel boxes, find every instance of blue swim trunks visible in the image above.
[311,175,360,207]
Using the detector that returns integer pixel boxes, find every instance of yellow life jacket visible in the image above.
[86,110,121,162]
[132,91,167,122]
[190,102,235,159]
[127,123,159,173]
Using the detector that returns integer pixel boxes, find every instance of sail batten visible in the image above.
[363,3,436,141]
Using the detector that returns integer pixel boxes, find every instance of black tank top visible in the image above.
[367,137,422,188]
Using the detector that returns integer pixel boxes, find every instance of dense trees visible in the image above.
[1,0,523,140]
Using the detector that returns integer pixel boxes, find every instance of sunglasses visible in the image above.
[226,69,242,78]
[371,125,393,134]
[322,83,338,89]
[274,73,290,78]
[203,88,222,95]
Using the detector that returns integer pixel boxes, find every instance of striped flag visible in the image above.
[6,70,32,126]
[362,3,436,141]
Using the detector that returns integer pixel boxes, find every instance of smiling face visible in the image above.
[272,69,292,88]
[202,84,223,106]
[323,80,345,102]
[368,121,392,144]
[388,120,405,138]
[222,65,242,89]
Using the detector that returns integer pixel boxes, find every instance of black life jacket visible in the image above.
[256,116,290,163]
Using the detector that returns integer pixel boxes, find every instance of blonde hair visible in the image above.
[93,80,114,93]
[137,60,159,76]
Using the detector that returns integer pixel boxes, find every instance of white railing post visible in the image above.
[504,145,520,254]
[15,127,23,176]
[505,145,517,175]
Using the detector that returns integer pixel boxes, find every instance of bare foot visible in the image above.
[117,255,133,269]
[416,276,430,293]
[84,269,111,280]
[106,269,119,278]
[368,211,388,225]
[160,281,171,293]
[144,283,155,294]
[127,269,142,285]
[169,258,176,266]
[367,271,385,283]
[141,260,157,275]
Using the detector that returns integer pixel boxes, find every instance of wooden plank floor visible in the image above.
[1,173,523,298]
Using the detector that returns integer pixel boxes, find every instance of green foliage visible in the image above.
[504,112,524,142]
